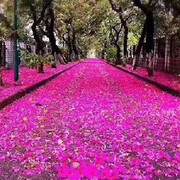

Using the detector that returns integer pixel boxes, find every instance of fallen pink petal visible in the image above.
[0,1,180,178]
[0,59,180,179]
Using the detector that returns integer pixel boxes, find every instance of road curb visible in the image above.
[0,63,80,110]
[105,61,180,98]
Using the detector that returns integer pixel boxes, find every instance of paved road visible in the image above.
[0,59,180,179]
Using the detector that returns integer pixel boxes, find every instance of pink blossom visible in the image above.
[0,59,180,179]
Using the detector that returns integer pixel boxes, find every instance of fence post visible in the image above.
[14,0,19,81]
[165,35,170,72]
[154,39,158,69]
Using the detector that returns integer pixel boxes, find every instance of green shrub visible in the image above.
[20,50,54,73]
[46,55,57,68]
[107,47,117,63]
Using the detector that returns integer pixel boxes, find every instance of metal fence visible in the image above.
[128,34,180,74]
[0,41,50,69]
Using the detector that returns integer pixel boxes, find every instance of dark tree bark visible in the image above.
[145,11,154,53]
[45,7,60,55]
[29,0,54,73]
[61,18,75,62]
[44,5,65,64]
[29,0,53,55]
[119,14,129,58]
[146,11,154,76]
[133,0,155,76]
[62,34,69,62]
[111,25,123,65]
[38,63,44,73]
[116,44,121,64]
[0,69,3,86]
[108,0,129,58]
[72,30,79,60]
[31,23,45,73]
[101,40,107,59]
[67,28,73,62]
[101,50,105,59]
[63,20,80,62]
[79,48,85,59]
[133,19,147,70]
[31,23,45,55]
[63,33,73,62]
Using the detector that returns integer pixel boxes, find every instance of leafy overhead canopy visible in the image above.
[0,0,179,60]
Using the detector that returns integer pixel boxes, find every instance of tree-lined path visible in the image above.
[0,59,180,179]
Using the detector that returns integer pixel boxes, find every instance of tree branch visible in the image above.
[133,0,148,14]
[108,0,122,12]
[37,0,54,24]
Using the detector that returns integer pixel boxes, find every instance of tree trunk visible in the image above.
[145,12,154,53]
[67,29,73,62]
[101,41,107,59]
[102,50,105,59]
[38,63,44,73]
[72,32,79,60]
[132,0,155,76]
[108,0,128,59]
[119,14,128,58]
[133,19,147,70]
[115,33,122,65]
[146,52,154,76]
[146,12,154,76]
[0,69,3,86]
[45,6,66,64]
[67,40,73,62]
[51,60,57,68]
[32,23,45,55]
[31,24,46,73]
[29,1,54,55]
[115,44,122,65]
[124,25,128,58]
[49,33,65,64]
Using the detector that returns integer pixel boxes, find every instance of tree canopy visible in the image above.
[0,0,179,64]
